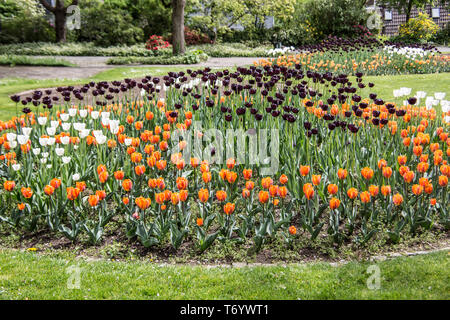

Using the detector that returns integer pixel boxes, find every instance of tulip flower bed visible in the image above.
[256,37,449,76]
[0,64,449,257]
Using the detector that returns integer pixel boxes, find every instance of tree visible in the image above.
[38,0,79,42]
[377,0,437,22]
[159,0,185,55]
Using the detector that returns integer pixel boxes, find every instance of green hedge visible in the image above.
[0,55,76,67]
[106,53,209,65]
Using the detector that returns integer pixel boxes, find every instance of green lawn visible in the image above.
[0,249,448,299]
[1,70,448,122]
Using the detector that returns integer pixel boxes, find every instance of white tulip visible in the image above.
[73,123,85,131]
[109,120,120,134]
[12,164,21,171]
[17,135,28,145]
[32,148,41,155]
[79,129,90,139]
[40,158,47,164]
[62,156,71,164]
[37,117,47,126]
[51,120,59,128]
[101,112,110,119]
[445,116,450,124]
[68,108,77,117]
[9,141,17,149]
[55,148,64,157]
[72,173,80,181]
[41,152,49,158]
[400,87,411,96]
[6,133,16,142]
[61,136,70,145]
[47,165,52,169]
[91,111,99,119]
[124,138,132,146]
[434,92,446,100]
[101,117,110,127]
[96,135,107,145]
[93,130,103,139]
[22,127,32,136]
[39,137,48,146]
[416,91,426,98]
[62,123,71,131]
[60,113,70,122]
[79,109,88,118]
[140,89,146,96]
[47,137,56,146]
[46,127,56,136]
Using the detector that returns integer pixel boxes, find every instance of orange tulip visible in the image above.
[50,178,62,189]
[361,167,374,180]
[347,188,358,200]
[288,226,297,235]
[21,187,33,199]
[258,190,269,203]
[156,160,166,170]
[88,194,100,207]
[377,159,387,169]
[44,185,55,196]
[4,180,15,192]
[198,188,209,203]
[17,203,25,211]
[122,197,130,205]
[135,197,151,210]
[245,180,255,190]
[67,187,81,201]
[382,167,392,179]
[360,191,371,203]
[397,155,407,165]
[381,185,391,197]
[369,185,379,197]
[226,171,237,184]
[312,175,321,186]
[303,183,314,200]
[403,171,415,183]
[196,218,203,226]
[337,168,348,180]
[135,165,146,176]
[180,190,188,202]
[412,184,423,196]
[122,179,133,192]
[329,197,340,210]
[242,188,250,199]
[393,193,403,206]
[243,169,252,180]
[216,190,227,202]
[327,184,338,195]
[438,175,448,187]
[223,202,235,215]
[99,171,109,183]
[261,177,273,189]
[176,177,188,190]
[226,158,236,169]
[279,174,288,185]
[202,171,212,183]
[299,165,310,176]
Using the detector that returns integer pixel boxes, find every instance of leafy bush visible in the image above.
[0,0,55,43]
[0,55,75,67]
[432,23,450,46]
[190,43,270,57]
[74,0,144,46]
[106,51,209,65]
[145,35,171,54]
[398,12,439,43]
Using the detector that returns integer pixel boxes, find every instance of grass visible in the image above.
[0,248,448,299]
[0,55,75,67]
[0,69,448,121]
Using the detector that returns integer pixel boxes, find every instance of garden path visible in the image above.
[0,56,265,80]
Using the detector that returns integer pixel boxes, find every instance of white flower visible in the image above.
[60,136,70,145]
[50,120,59,128]
[124,138,132,146]
[22,127,32,137]
[46,127,56,136]
[55,148,64,157]
[39,137,48,146]
[140,89,146,96]
[79,109,88,118]
[62,156,71,164]
[400,87,411,96]
[37,117,47,126]
[6,133,16,142]
[40,158,47,164]
[32,148,40,155]
[47,164,52,169]
[60,113,70,122]
[72,173,80,181]
[434,92,446,100]
[416,91,426,98]
[109,120,120,134]
[41,152,49,158]
[445,116,450,123]
[101,112,110,119]
[73,122,86,131]
[12,164,21,171]
[47,137,56,146]
[9,141,17,149]
[68,108,77,117]
[93,130,103,140]
[17,135,28,145]
[62,123,71,131]
[91,111,99,119]
[101,117,110,127]
[96,135,107,145]
[79,129,90,139]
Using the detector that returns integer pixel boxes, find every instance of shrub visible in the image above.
[145,35,171,54]
[432,23,450,46]
[184,27,212,45]
[74,0,144,46]
[398,12,439,43]
[106,51,209,65]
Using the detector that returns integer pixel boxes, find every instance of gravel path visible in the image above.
[0,56,266,80]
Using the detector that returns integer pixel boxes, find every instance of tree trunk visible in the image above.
[54,9,67,43]
[405,0,413,23]
[172,0,185,55]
